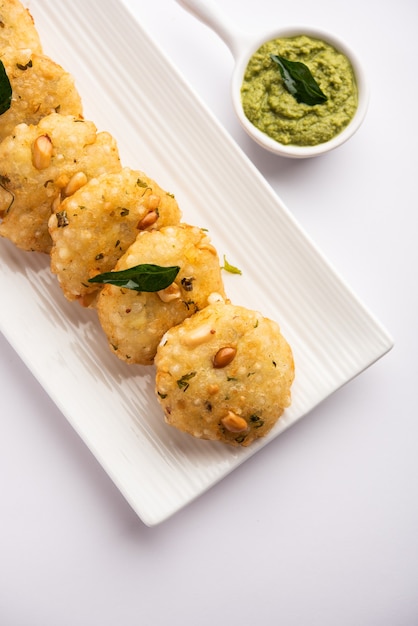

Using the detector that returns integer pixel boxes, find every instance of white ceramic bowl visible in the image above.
[176,0,369,158]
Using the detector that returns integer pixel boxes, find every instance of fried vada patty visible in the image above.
[0,49,83,142]
[0,0,42,54]
[154,302,294,446]
[49,167,182,305]
[0,113,121,253]
[96,224,227,365]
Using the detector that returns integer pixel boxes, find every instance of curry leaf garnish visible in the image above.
[0,60,12,115]
[222,255,242,275]
[88,263,180,292]
[270,54,327,106]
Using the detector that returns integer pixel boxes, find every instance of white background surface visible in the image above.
[1,0,416,624]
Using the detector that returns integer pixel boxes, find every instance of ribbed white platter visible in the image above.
[0,0,393,525]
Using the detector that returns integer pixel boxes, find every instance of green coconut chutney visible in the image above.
[241,35,358,146]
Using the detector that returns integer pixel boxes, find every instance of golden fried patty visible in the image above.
[49,167,182,304]
[0,113,121,253]
[0,50,83,142]
[155,302,294,446]
[96,224,227,365]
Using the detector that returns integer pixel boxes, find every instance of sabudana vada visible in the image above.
[154,302,294,446]
[96,224,227,365]
[0,113,121,253]
[49,167,182,305]
[0,50,83,142]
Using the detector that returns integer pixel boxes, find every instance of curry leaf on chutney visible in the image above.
[270,54,327,106]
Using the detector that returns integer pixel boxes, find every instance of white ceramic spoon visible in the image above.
[175,0,369,158]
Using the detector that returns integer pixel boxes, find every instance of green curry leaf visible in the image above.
[88,263,180,292]
[222,255,242,275]
[0,60,12,115]
[270,54,327,106]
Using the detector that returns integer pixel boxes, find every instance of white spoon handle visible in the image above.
[175,0,249,59]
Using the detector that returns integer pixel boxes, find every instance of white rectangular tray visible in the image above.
[0,0,393,525]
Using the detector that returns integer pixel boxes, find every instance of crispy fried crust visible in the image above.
[0,113,121,253]
[0,50,83,142]
[96,224,227,365]
[0,0,42,54]
[155,303,294,446]
[48,167,182,304]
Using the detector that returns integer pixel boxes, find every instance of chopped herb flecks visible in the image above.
[56,210,69,228]
[250,414,264,428]
[181,276,194,292]
[176,371,197,392]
